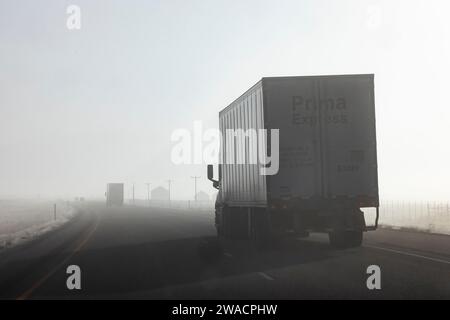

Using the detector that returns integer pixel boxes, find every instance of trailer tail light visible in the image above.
[270,203,288,210]
[357,196,378,208]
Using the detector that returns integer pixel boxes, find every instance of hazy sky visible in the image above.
[1,0,450,200]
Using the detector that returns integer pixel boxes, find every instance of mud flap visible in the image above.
[329,208,365,248]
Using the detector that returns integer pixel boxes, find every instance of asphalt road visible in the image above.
[0,202,449,299]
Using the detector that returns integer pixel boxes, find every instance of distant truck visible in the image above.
[106,183,124,207]
[208,75,379,248]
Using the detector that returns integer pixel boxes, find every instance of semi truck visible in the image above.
[207,75,379,248]
[106,183,124,207]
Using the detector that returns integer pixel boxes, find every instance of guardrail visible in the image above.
[376,200,450,234]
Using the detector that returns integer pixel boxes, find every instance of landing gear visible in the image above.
[215,206,272,249]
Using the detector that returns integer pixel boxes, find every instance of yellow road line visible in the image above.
[17,216,100,300]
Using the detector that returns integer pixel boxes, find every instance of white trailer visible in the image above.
[106,183,124,207]
[208,75,379,248]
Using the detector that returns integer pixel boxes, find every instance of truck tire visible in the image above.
[215,207,224,237]
[217,207,249,240]
[297,230,310,238]
[346,230,363,247]
[249,209,271,249]
[329,230,363,248]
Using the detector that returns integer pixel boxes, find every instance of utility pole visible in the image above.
[145,183,151,206]
[132,183,135,205]
[191,176,200,202]
[167,180,172,205]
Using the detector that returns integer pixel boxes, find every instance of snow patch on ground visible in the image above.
[0,199,78,251]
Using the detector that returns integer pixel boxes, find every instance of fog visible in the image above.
[1,0,450,201]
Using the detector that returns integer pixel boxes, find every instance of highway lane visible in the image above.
[0,202,449,299]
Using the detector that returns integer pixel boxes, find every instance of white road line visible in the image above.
[257,272,274,281]
[223,252,233,258]
[365,245,450,265]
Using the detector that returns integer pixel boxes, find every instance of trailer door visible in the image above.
[318,75,378,205]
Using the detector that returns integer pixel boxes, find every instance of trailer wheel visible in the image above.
[347,230,363,247]
[215,206,225,237]
[297,230,310,238]
[249,209,271,249]
[329,230,363,248]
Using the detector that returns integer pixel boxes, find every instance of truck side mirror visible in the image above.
[207,164,219,189]
[207,164,214,181]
